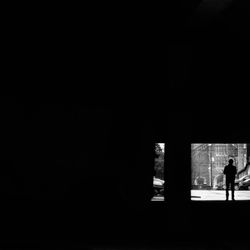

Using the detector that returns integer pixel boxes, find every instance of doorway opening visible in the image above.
[152,143,165,201]
[191,143,250,201]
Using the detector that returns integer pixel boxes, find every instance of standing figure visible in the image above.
[223,159,237,201]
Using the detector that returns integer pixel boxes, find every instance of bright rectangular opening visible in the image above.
[152,143,165,201]
[191,143,250,201]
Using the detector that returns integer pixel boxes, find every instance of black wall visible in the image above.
[1,2,250,246]
[1,93,249,243]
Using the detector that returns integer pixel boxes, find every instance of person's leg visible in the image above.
[231,179,235,200]
[226,179,229,201]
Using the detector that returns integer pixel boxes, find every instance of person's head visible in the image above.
[229,159,234,165]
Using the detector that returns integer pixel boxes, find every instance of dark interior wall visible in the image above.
[0,99,156,239]
[2,45,250,242]
[1,3,250,245]
[1,89,250,241]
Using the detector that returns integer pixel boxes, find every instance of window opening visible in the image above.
[152,143,165,201]
[191,143,250,201]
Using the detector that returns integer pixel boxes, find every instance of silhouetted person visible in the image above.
[223,159,237,201]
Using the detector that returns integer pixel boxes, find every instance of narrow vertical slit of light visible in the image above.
[152,143,165,201]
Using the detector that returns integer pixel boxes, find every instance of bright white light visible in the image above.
[159,143,165,152]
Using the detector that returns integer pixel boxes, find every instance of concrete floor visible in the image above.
[151,190,250,201]
[191,190,250,201]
